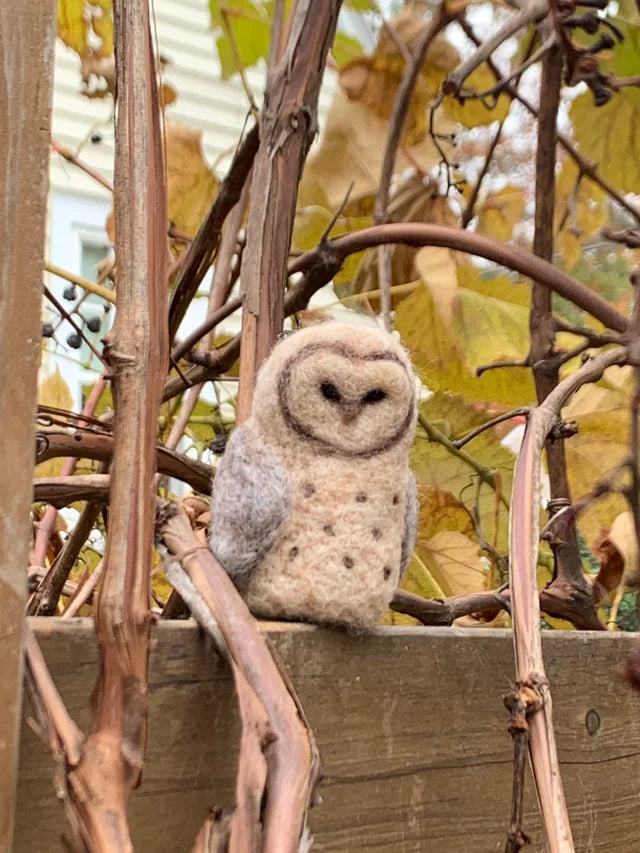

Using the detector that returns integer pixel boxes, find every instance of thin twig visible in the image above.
[443,0,549,95]
[51,137,114,192]
[419,413,510,508]
[474,34,556,102]
[46,261,116,304]
[373,4,450,330]
[62,558,104,617]
[44,286,107,366]
[168,122,259,343]
[461,122,504,228]
[31,377,106,567]
[28,502,103,616]
[459,16,640,226]
[453,407,531,448]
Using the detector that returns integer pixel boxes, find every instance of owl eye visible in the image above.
[321,381,341,401]
[362,388,387,404]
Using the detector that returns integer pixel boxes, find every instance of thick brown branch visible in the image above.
[162,222,628,400]
[67,3,170,847]
[36,430,212,494]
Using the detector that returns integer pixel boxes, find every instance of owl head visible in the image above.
[251,323,417,457]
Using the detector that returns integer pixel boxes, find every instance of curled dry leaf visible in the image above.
[331,176,459,306]
[592,511,640,603]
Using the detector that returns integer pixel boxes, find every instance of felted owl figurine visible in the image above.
[209,322,419,629]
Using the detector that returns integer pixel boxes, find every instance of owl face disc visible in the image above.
[277,341,416,457]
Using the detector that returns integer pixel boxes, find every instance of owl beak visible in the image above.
[341,401,361,424]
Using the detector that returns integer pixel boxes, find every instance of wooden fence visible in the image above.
[16,619,640,852]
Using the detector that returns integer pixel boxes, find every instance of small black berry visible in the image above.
[90,132,103,144]
[42,322,54,338]
[86,316,101,333]
[63,284,77,301]
[66,332,81,349]
[209,433,227,455]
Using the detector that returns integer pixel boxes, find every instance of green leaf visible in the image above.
[331,31,364,68]
[210,0,270,79]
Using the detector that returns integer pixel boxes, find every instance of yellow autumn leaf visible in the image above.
[410,392,515,554]
[442,65,511,128]
[608,511,640,587]
[554,158,607,270]
[166,123,219,241]
[91,4,113,56]
[337,9,458,144]
[396,265,536,407]
[298,88,454,212]
[36,367,74,478]
[414,246,459,325]
[562,381,630,546]
[571,90,640,195]
[57,0,87,56]
[417,530,487,597]
[476,185,526,243]
[57,0,113,60]
[106,122,219,248]
[417,485,476,542]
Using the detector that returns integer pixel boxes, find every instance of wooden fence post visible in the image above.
[0,3,56,849]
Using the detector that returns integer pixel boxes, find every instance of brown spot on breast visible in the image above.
[383,565,392,580]
[392,493,399,505]
[303,482,316,497]
[356,491,367,503]
[372,527,382,540]
[343,555,354,569]
[323,524,335,536]
[289,546,299,559]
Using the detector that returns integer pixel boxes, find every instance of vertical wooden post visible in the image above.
[0,3,56,850]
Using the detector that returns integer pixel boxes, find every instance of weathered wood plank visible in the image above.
[16,620,640,852]
[0,5,56,851]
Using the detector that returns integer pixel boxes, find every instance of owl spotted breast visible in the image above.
[209,322,419,628]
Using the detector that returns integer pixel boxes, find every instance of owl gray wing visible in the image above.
[400,471,419,577]
[209,423,291,589]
